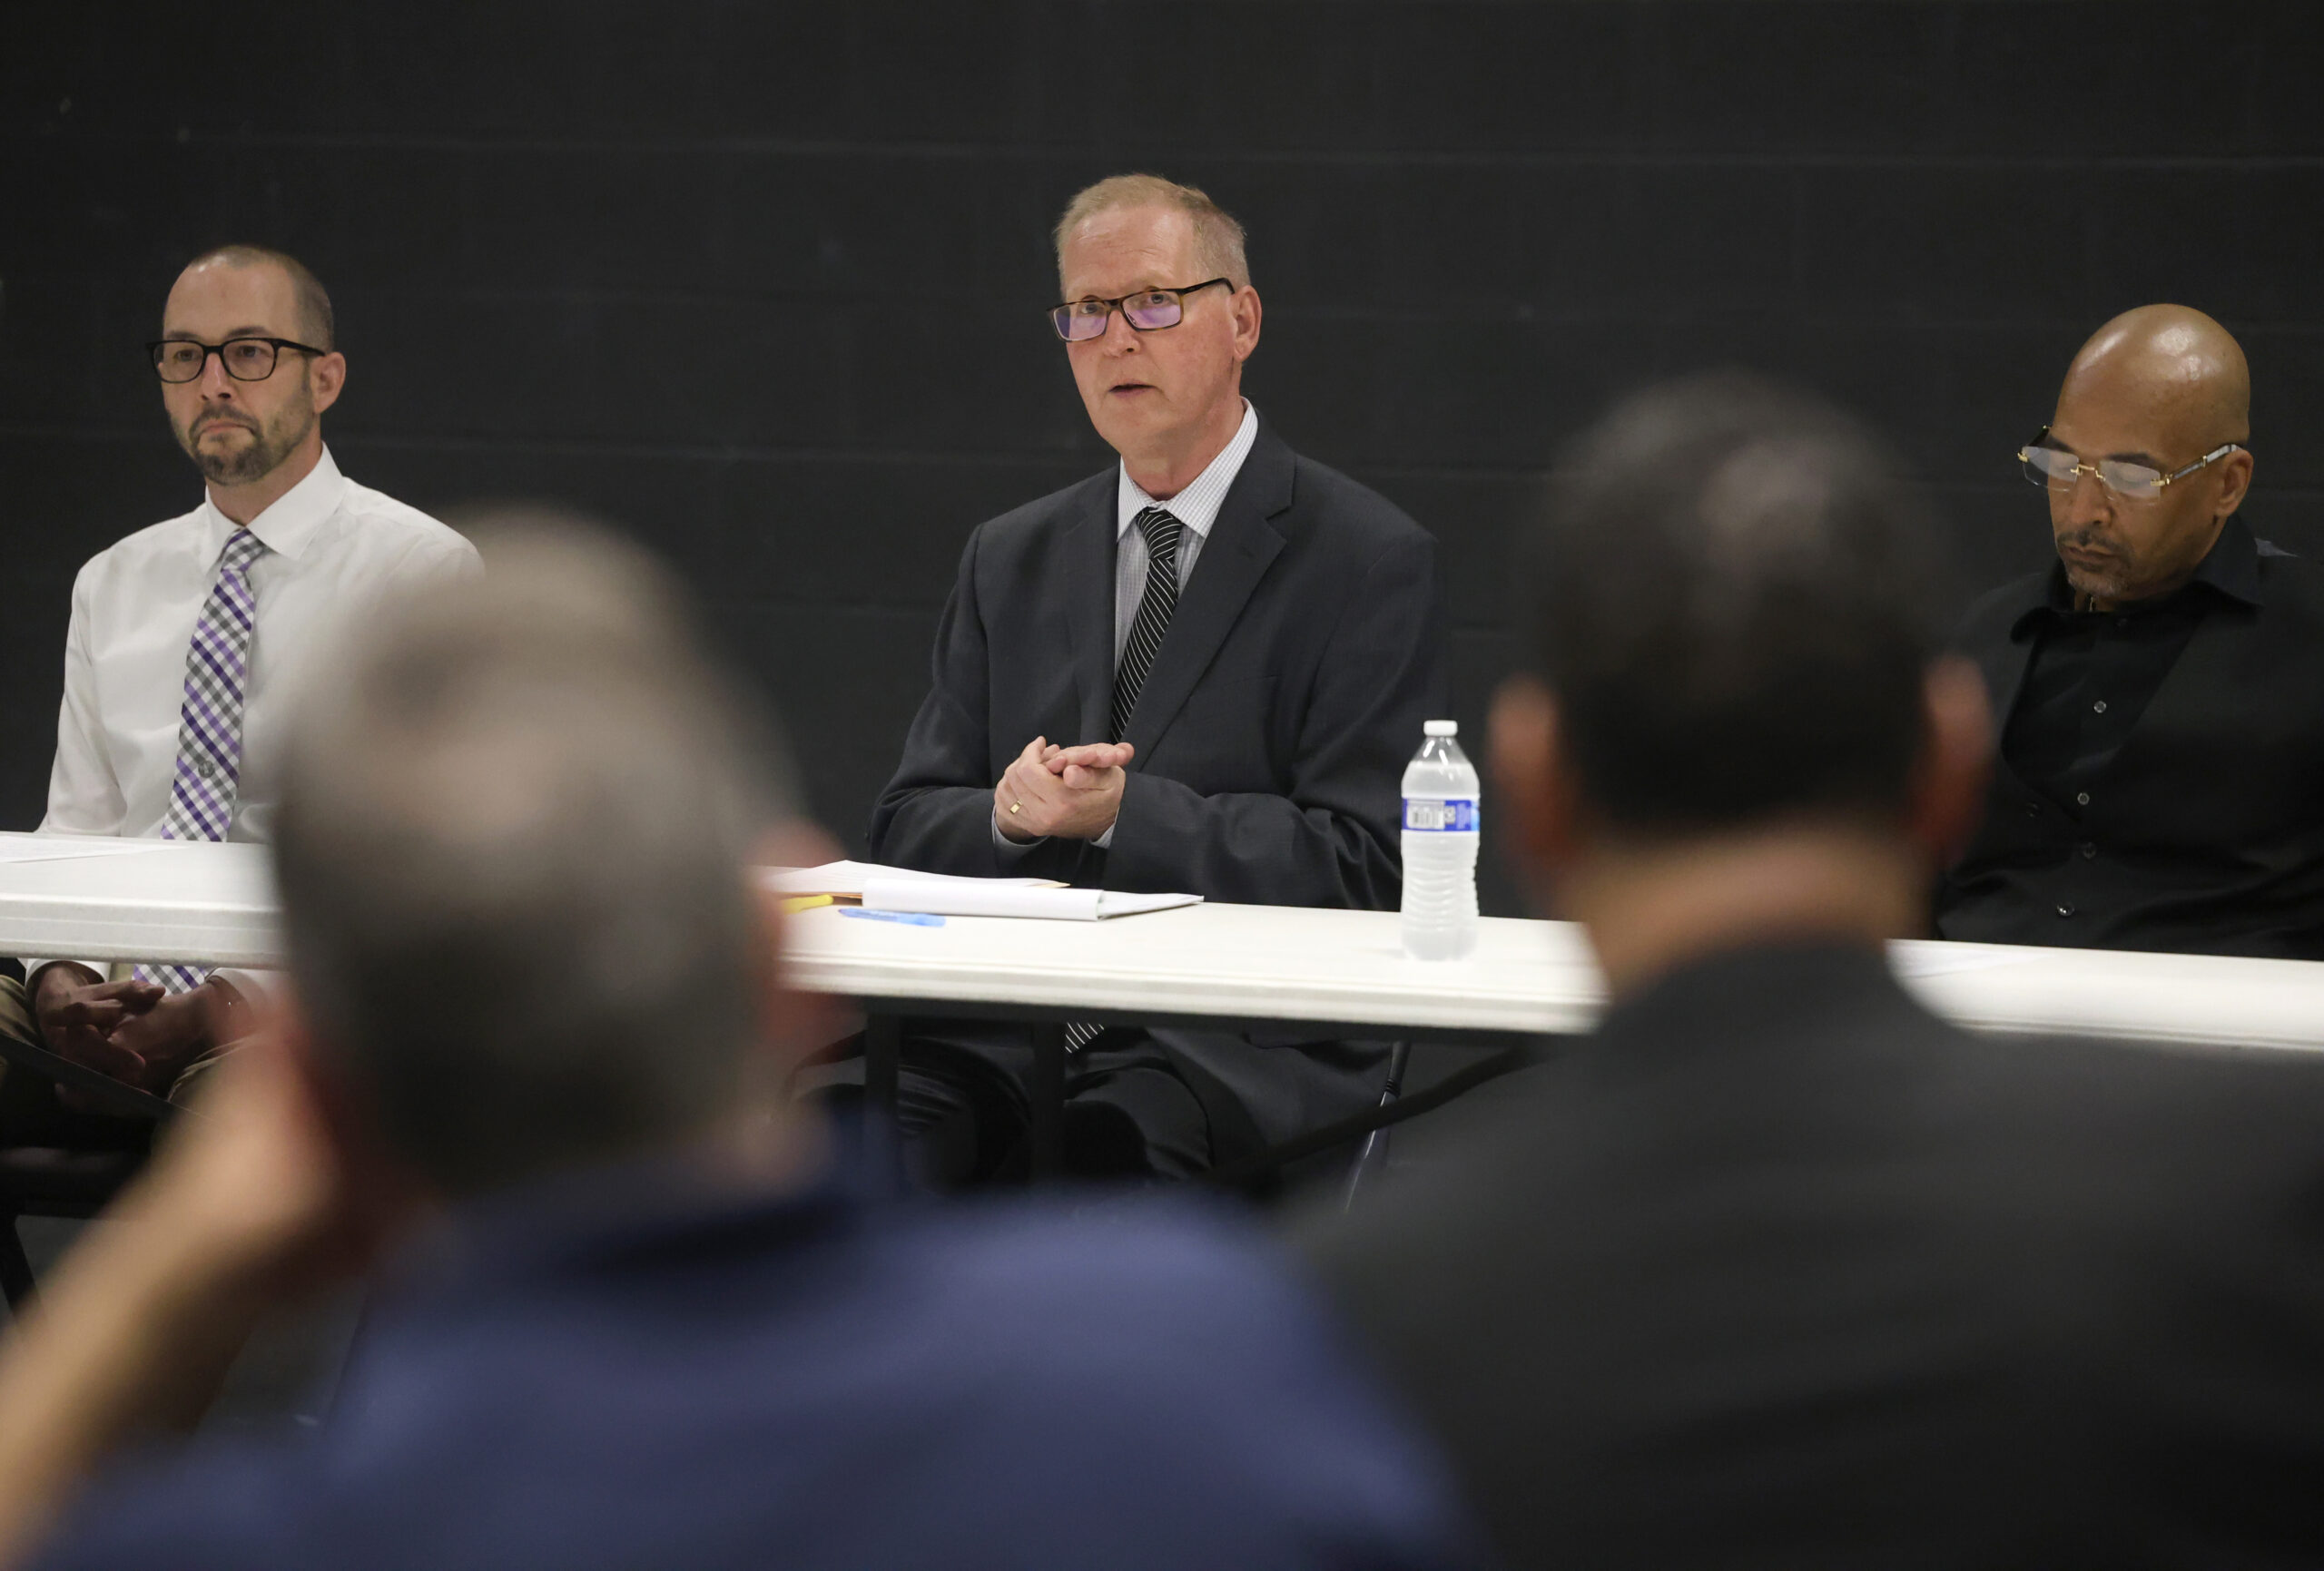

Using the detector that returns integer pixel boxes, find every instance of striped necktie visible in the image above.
[1066,506,1184,1055]
[1110,506,1183,742]
[136,527,266,992]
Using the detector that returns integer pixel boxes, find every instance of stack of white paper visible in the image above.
[860,879,1202,921]
[758,861,1060,898]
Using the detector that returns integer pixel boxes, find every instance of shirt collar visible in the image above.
[2011,514,2265,639]
[196,444,348,565]
[1116,399,1260,542]
[381,1144,862,1311]
[1587,940,1913,1083]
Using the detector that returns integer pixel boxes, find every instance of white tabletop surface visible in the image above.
[0,834,2319,1051]
[0,836,281,970]
[783,899,2324,1051]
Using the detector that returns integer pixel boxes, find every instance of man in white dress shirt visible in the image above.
[0,245,475,1141]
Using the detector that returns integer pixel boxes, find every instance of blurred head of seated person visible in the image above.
[1297,373,2324,1569]
[1932,306,2324,958]
[7,244,473,1145]
[0,518,1476,1571]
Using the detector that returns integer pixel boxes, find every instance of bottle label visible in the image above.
[1403,797,1478,832]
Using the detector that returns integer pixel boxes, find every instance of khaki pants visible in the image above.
[0,973,212,1148]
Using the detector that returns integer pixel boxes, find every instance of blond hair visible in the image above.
[1053,173,1251,290]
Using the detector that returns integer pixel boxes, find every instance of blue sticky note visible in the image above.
[840,908,946,928]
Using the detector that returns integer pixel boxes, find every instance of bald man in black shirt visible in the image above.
[1937,305,2324,957]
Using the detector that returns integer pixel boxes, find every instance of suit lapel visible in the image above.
[1061,478,1118,746]
[1119,427,1295,761]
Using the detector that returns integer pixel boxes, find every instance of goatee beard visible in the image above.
[183,408,310,486]
[196,440,275,485]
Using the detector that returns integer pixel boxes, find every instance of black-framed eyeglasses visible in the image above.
[2017,424,2246,502]
[1049,278,1231,342]
[147,337,327,384]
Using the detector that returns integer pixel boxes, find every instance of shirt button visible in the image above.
[2056,902,2077,918]
[2092,700,2108,714]
[2080,841,2097,859]
[2074,791,2091,807]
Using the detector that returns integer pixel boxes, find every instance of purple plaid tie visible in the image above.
[136,528,266,993]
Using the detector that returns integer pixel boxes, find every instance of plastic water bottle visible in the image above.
[1401,720,1480,960]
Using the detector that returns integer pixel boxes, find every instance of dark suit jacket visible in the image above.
[1937,525,2324,957]
[1302,944,2324,1568]
[870,419,1444,911]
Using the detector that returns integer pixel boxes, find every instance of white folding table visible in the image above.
[5,834,2324,1170]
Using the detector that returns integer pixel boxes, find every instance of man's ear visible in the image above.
[1907,656,1994,869]
[2213,446,2254,520]
[1489,675,1579,895]
[308,351,347,417]
[270,983,430,1234]
[1230,285,1262,364]
[747,821,848,1068]
[268,987,347,1158]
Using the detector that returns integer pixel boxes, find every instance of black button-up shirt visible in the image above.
[2002,519,2263,812]
[1938,516,2324,959]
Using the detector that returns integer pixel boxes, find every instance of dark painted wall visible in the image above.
[6,3,2320,914]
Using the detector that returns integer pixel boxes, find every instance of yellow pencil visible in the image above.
[779,894,835,914]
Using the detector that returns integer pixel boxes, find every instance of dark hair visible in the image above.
[1521,371,1946,833]
[272,513,799,1195]
[181,244,336,349]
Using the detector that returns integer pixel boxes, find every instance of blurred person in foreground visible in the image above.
[1936,304,2324,956]
[0,521,1474,1571]
[5,244,473,1140]
[1298,375,2324,1567]
[862,174,1443,1183]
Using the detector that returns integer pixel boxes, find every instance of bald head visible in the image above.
[2042,305,2257,608]
[171,245,335,350]
[2061,304,2249,450]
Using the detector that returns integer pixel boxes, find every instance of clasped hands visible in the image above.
[31,967,242,1105]
[994,736,1134,843]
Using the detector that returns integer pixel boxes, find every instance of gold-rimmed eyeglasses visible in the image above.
[2018,425,2246,502]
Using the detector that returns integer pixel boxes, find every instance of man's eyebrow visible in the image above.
[157,326,278,341]
[2105,451,2166,467]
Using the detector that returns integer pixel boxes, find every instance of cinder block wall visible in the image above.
[6,3,2319,914]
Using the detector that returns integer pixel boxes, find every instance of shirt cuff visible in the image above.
[208,967,278,1009]
[991,810,1046,857]
[25,958,108,992]
[1093,821,1116,849]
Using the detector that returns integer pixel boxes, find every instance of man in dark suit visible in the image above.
[1299,374,2324,1567]
[866,175,1443,1181]
[1936,304,2324,957]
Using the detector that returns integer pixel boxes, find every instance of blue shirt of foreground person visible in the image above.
[0,520,1472,1571]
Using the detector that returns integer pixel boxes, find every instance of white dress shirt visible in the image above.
[998,400,1261,853]
[33,447,477,984]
